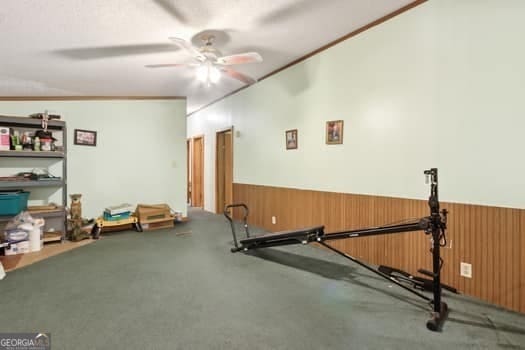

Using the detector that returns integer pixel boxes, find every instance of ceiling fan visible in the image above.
[145,35,262,86]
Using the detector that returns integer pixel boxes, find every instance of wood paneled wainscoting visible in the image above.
[233,183,525,314]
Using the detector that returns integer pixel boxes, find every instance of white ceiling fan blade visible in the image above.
[152,0,189,24]
[145,63,186,68]
[169,37,206,61]
[145,63,199,68]
[216,52,263,65]
[221,67,257,85]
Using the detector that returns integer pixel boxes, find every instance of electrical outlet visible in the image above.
[460,262,472,278]
[271,216,277,225]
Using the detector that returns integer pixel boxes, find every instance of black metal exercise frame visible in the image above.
[224,168,449,331]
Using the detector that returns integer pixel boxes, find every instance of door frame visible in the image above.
[215,127,234,214]
[186,138,191,205]
[192,135,205,208]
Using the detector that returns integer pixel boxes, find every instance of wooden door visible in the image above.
[192,136,204,208]
[215,129,233,213]
[186,139,191,205]
[224,130,233,208]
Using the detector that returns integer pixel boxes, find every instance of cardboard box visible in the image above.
[140,219,174,231]
[135,204,172,223]
[4,240,30,255]
[105,203,134,216]
[0,127,10,150]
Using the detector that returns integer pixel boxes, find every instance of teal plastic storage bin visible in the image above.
[103,211,132,221]
[0,191,30,216]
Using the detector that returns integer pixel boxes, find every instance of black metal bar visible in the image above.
[62,121,68,242]
[224,203,250,249]
[428,168,441,312]
[318,241,432,302]
[323,220,428,241]
[424,168,448,331]
[240,226,324,245]
[234,238,307,252]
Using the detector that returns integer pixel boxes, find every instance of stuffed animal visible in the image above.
[70,194,82,219]
[68,194,89,241]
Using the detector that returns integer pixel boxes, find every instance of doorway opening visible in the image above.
[186,138,191,205]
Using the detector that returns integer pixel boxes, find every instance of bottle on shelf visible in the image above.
[34,136,40,151]
[11,130,22,150]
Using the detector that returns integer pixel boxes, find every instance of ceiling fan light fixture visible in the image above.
[196,65,208,82]
[209,66,221,83]
[196,63,221,85]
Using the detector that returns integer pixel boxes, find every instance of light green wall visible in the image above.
[188,0,525,210]
[0,99,187,218]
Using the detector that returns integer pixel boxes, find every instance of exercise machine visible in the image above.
[224,168,450,331]
[377,264,457,294]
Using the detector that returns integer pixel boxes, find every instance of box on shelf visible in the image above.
[4,240,30,255]
[43,231,62,243]
[28,208,65,242]
[0,127,10,150]
[0,191,30,216]
[135,204,173,224]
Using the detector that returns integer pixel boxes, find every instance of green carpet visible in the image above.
[1,208,524,349]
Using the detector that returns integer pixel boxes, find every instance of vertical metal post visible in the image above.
[430,168,441,313]
[425,168,448,331]
[431,227,441,312]
[62,122,68,242]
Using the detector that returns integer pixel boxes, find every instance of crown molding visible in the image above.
[0,96,186,101]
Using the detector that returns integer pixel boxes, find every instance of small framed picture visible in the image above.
[326,120,344,145]
[285,129,298,150]
[74,129,97,146]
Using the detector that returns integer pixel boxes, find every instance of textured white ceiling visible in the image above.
[0,0,415,113]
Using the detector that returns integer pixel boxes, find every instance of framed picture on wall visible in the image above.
[74,129,97,146]
[285,129,298,150]
[326,120,344,145]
